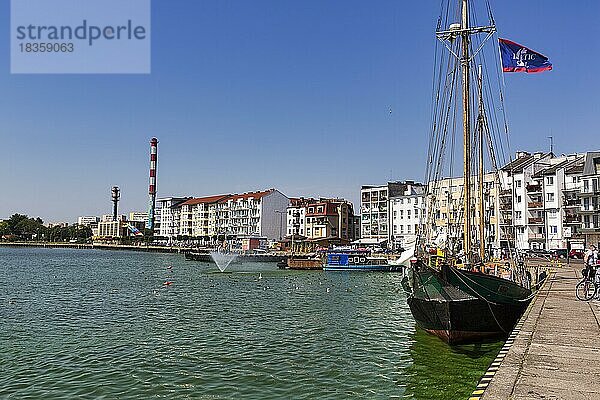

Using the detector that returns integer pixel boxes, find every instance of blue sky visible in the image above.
[1,0,599,222]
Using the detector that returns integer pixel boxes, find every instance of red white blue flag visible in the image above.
[499,38,552,73]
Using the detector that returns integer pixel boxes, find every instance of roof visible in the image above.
[583,151,600,176]
[532,157,582,178]
[223,189,275,202]
[179,195,230,206]
[501,154,535,172]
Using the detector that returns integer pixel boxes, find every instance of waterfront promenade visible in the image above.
[477,264,600,399]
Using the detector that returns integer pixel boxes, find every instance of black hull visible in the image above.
[403,262,531,344]
[407,296,527,344]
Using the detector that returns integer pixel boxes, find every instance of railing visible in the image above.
[528,217,544,224]
[529,233,545,239]
[526,184,542,193]
[563,199,581,207]
[528,201,543,208]
[564,215,581,223]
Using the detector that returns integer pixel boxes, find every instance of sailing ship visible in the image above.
[401,0,545,344]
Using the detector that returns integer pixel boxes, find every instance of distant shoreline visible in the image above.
[0,242,189,254]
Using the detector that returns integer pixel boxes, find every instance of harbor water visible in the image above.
[0,247,501,399]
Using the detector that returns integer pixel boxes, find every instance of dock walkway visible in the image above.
[477,265,600,399]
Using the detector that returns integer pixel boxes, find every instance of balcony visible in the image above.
[581,186,600,195]
[500,189,512,196]
[528,217,544,224]
[500,203,512,210]
[529,233,545,240]
[582,224,600,233]
[499,218,513,225]
[563,198,581,208]
[528,201,543,209]
[526,183,542,193]
[581,204,600,213]
[564,215,581,224]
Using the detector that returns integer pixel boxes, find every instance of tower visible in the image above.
[111,186,120,221]
[146,137,158,231]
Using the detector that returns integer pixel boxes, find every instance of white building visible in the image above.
[128,212,148,223]
[390,182,426,250]
[360,182,407,245]
[77,216,100,226]
[499,151,594,251]
[159,189,289,242]
[581,152,600,247]
[155,197,190,240]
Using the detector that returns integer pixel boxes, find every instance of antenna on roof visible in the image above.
[548,135,554,155]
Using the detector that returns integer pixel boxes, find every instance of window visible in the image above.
[516,180,522,188]
[547,193,555,202]
[400,225,404,233]
[548,210,557,218]
[516,211,522,219]
[407,225,411,233]
[517,195,522,203]
[400,210,404,219]
[407,210,411,218]
[546,176,554,185]
[549,225,557,234]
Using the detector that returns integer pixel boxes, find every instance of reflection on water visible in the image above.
[400,328,502,399]
[0,247,499,399]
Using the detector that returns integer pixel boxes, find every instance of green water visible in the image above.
[0,247,501,399]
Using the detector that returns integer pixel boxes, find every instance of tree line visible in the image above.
[0,214,92,242]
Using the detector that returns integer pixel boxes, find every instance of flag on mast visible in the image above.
[499,38,552,73]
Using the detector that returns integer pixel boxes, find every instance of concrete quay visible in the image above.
[472,264,600,400]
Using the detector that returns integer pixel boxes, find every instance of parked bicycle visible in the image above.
[576,266,599,301]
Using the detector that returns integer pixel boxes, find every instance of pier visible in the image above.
[472,264,600,399]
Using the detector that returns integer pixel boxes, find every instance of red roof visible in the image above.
[220,189,275,202]
[179,195,230,206]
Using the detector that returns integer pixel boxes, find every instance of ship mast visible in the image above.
[461,0,472,264]
[477,65,486,261]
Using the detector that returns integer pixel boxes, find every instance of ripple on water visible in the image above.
[0,248,499,399]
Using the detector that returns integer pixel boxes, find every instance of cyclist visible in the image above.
[584,245,599,281]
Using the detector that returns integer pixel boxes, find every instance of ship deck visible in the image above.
[472,263,600,399]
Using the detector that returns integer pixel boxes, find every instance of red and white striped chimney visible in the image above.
[146,137,158,231]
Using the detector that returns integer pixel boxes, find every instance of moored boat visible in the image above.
[401,0,550,344]
[324,250,403,272]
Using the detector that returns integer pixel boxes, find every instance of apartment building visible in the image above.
[581,152,600,247]
[360,182,407,244]
[500,151,587,251]
[390,182,426,250]
[286,198,314,237]
[159,189,289,242]
[154,197,191,240]
[286,197,358,242]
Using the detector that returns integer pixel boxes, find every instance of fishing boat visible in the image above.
[324,250,403,272]
[401,0,550,344]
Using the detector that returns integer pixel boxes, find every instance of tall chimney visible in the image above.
[146,137,158,231]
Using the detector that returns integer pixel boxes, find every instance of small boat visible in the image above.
[324,250,403,272]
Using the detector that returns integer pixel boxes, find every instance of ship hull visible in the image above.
[403,262,531,344]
